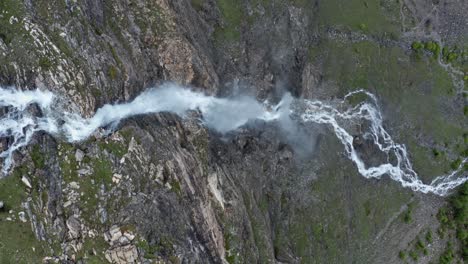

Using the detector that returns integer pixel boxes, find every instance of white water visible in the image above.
[0,84,466,196]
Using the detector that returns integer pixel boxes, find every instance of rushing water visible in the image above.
[0,84,466,196]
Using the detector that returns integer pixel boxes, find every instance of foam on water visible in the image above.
[0,84,465,196]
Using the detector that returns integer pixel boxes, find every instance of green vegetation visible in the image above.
[411,41,424,51]
[224,231,236,264]
[76,237,108,263]
[98,140,127,158]
[191,0,204,10]
[411,40,465,66]
[439,244,455,264]
[108,65,118,80]
[403,204,413,223]
[170,179,182,197]
[415,238,425,251]
[0,166,47,262]
[314,0,400,36]
[409,250,418,261]
[424,41,441,59]
[425,230,433,243]
[398,250,406,260]
[38,57,53,70]
[432,148,443,158]
[450,158,462,170]
[214,0,244,42]
[310,38,465,181]
[137,239,158,259]
[0,0,25,45]
[31,145,45,169]
[92,158,113,187]
[437,182,468,261]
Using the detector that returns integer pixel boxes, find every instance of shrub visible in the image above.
[447,52,458,62]
[450,158,462,170]
[409,250,418,261]
[426,230,433,243]
[439,247,454,264]
[411,41,424,50]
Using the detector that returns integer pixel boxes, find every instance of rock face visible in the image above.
[0,0,466,263]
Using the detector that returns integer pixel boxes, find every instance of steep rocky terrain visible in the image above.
[0,0,467,263]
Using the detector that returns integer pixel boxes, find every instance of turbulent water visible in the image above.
[0,84,466,196]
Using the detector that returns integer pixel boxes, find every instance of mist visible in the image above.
[0,84,466,196]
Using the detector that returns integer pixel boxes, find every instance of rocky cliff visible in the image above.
[0,0,467,263]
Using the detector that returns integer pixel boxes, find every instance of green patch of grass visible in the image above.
[0,167,46,262]
[191,0,204,10]
[0,0,25,45]
[415,238,425,252]
[214,0,244,42]
[31,145,45,169]
[137,239,157,259]
[398,250,406,259]
[411,41,424,51]
[425,230,433,243]
[439,244,454,264]
[310,38,464,181]
[223,230,237,264]
[98,140,127,158]
[424,41,441,59]
[38,57,53,70]
[436,182,468,261]
[108,65,118,80]
[58,143,78,182]
[170,180,182,197]
[409,250,418,261]
[0,166,28,212]
[315,0,400,36]
[0,220,47,263]
[76,236,108,262]
[92,158,113,187]
[403,204,413,223]
[450,158,462,170]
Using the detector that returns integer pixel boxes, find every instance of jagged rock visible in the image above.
[21,176,32,189]
[69,181,80,189]
[0,201,4,210]
[105,225,122,245]
[77,168,92,175]
[18,211,27,222]
[75,149,85,163]
[66,216,81,239]
[104,244,139,264]
[112,174,122,184]
[123,231,135,242]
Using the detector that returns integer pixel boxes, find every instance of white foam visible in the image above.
[0,85,465,196]
[300,90,467,196]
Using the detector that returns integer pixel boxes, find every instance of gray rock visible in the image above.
[66,216,81,239]
[75,149,85,163]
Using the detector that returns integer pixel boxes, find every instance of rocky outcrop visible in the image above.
[0,0,465,263]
